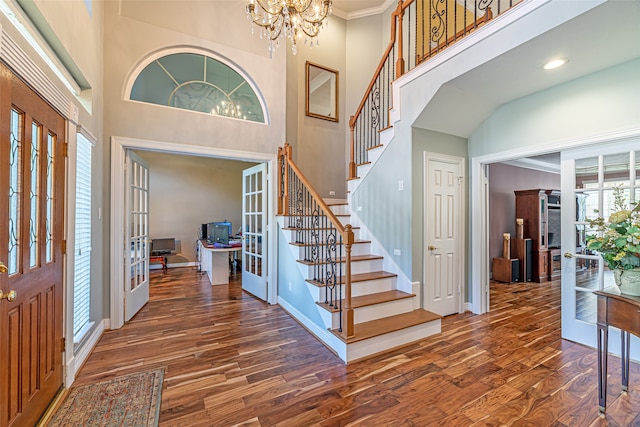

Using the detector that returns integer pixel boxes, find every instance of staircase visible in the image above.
[277,147,440,363]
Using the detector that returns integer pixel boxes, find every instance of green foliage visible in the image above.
[586,186,640,270]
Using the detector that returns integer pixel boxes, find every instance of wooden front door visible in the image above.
[0,64,66,427]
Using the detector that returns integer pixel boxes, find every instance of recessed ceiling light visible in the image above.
[543,58,568,70]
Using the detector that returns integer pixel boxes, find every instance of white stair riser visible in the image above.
[290,241,371,259]
[299,258,383,278]
[353,298,415,323]
[366,145,384,164]
[346,320,441,363]
[311,276,395,300]
[282,228,361,242]
[357,163,371,177]
[281,216,351,228]
[328,205,351,216]
[352,277,395,297]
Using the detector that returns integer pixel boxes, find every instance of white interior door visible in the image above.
[561,143,639,358]
[424,153,464,316]
[242,163,267,300]
[125,150,150,320]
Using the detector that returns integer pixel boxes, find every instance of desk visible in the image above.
[594,288,640,412]
[198,240,241,285]
[149,255,167,272]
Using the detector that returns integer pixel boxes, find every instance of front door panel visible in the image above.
[0,64,65,427]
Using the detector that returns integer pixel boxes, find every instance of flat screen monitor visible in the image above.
[207,223,230,245]
[151,238,175,255]
[213,221,232,237]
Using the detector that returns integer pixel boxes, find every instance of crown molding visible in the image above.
[331,0,395,20]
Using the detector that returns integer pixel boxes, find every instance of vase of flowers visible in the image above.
[586,186,640,296]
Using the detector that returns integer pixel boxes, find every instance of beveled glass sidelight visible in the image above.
[30,122,41,268]
[8,109,22,275]
[306,61,338,122]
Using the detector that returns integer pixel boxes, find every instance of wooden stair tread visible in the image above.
[290,239,371,247]
[356,161,371,167]
[297,254,383,266]
[326,201,348,206]
[316,290,414,313]
[331,309,441,343]
[306,270,396,287]
[366,144,384,151]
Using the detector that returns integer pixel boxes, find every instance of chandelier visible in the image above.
[246,0,332,55]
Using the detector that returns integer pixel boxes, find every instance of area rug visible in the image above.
[48,368,164,427]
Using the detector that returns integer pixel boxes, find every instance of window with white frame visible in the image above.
[73,132,94,343]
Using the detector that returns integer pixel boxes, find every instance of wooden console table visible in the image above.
[594,288,640,413]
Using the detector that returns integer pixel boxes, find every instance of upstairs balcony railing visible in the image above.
[349,0,522,179]
[278,144,356,339]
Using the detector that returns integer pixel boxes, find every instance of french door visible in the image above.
[561,142,639,359]
[0,64,65,427]
[124,151,150,320]
[242,163,267,300]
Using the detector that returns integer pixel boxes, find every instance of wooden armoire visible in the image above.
[514,189,552,283]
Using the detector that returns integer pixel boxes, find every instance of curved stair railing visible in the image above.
[349,0,521,180]
[278,143,355,339]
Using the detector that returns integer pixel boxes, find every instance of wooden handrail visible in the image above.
[278,144,355,338]
[348,0,414,179]
[349,0,413,131]
[348,0,513,181]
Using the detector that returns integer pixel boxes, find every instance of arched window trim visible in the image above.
[123,46,269,124]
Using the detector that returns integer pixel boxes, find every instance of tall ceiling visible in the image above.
[413,0,640,139]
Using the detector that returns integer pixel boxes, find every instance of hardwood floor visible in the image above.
[71,268,640,426]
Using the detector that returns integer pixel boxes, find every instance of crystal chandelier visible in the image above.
[246,0,332,55]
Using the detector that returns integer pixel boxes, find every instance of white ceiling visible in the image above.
[413,0,640,139]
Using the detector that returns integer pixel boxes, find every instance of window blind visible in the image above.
[73,133,93,340]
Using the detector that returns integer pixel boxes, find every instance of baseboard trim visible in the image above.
[278,297,346,362]
[65,319,106,386]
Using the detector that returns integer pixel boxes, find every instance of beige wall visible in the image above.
[286,15,348,198]
[4,0,106,321]
[102,0,287,307]
[135,151,257,264]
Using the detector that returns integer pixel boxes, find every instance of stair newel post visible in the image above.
[348,116,357,180]
[278,143,291,216]
[395,0,405,79]
[343,224,355,339]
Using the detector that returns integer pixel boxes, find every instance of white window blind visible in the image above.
[73,133,93,341]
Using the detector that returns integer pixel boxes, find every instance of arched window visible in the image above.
[130,52,265,123]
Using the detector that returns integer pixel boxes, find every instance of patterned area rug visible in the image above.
[48,368,164,427]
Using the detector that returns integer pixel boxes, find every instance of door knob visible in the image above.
[0,261,7,273]
[428,245,438,251]
[0,290,17,302]
[564,252,573,259]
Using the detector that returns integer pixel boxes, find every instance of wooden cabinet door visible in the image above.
[0,64,65,427]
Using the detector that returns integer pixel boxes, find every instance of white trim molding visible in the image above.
[470,126,640,314]
[110,136,279,329]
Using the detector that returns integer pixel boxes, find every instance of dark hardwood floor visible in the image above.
[71,267,640,426]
